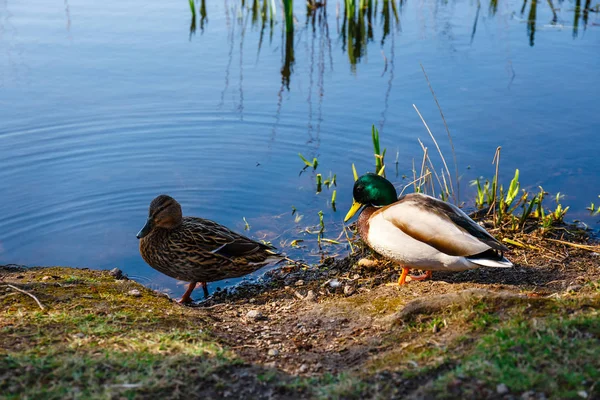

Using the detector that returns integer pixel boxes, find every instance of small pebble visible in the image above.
[74,332,85,339]
[343,285,355,296]
[577,391,588,399]
[127,289,141,297]
[357,258,377,267]
[328,279,341,288]
[246,310,264,320]
[299,364,309,373]
[109,268,124,280]
[267,348,279,356]
[295,280,305,286]
[566,285,583,293]
[304,290,317,302]
[41,276,52,281]
[496,383,509,395]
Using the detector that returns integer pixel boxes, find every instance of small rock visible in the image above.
[304,290,317,302]
[357,258,377,267]
[577,391,588,399]
[496,383,509,395]
[328,279,341,288]
[41,276,52,281]
[521,391,535,400]
[109,268,124,280]
[267,348,279,356]
[566,285,583,293]
[343,285,355,296]
[127,289,141,297]
[295,280,305,286]
[299,364,309,373]
[74,332,85,339]
[246,310,264,320]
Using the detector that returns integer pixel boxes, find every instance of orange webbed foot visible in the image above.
[178,281,198,304]
[409,270,433,281]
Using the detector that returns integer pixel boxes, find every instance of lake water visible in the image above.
[1,0,598,299]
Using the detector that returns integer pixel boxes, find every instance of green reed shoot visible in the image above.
[551,193,569,222]
[331,190,337,211]
[323,174,337,189]
[505,169,520,209]
[283,0,293,32]
[352,163,359,181]
[290,239,304,247]
[587,196,600,215]
[472,165,572,233]
[316,174,323,193]
[188,0,196,18]
[317,210,325,247]
[345,0,356,18]
[372,125,386,177]
[299,153,318,169]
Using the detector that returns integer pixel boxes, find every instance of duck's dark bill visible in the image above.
[136,219,153,239]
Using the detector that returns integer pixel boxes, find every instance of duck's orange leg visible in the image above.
[409,270,433,281]
[398,267,410,285]
[178,281,198,304]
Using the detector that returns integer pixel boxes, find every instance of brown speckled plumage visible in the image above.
[137,195,279,302]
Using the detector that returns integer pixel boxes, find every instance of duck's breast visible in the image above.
[365,211,476,271]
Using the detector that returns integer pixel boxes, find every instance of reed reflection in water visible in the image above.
[188,0,597,84]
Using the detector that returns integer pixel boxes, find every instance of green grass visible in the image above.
[2,348,236,399]
[432,311,600,398]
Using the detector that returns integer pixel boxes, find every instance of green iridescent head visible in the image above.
[344,173,398,222]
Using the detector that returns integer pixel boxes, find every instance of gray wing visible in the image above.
[385,193,507,256]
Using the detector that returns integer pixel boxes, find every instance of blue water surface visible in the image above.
[0,0,598,298]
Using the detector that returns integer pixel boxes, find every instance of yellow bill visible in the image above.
[344,200,363,222]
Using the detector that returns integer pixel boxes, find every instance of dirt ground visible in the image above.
[1,227,599,399]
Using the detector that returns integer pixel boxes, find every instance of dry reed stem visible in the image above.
[412,104,454,202]
[420,63,459,203]
[418,138,445,197]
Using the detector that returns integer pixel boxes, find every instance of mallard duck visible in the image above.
[344,173,512,284]
[137,195,280,303]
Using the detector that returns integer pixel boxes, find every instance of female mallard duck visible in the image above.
[137,195,280,303]
[344,174,512,284]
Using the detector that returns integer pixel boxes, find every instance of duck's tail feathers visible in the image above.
[466,249,513,268]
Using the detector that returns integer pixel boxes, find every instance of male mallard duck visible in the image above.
[344,173,512,284]
[137,195,280,303]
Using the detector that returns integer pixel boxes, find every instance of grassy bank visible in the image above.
[1,227,599,399]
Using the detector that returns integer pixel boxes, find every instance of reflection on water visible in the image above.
[189,0,597,81]
[0,0,598,299]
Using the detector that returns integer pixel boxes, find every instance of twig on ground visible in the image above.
[4,284,46,310]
